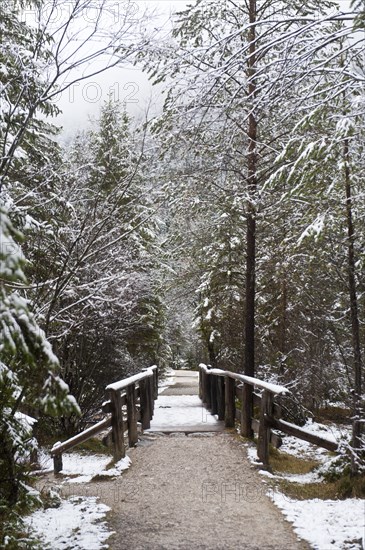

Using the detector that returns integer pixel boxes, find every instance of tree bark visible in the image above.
[244,0,257,379]
[243,0,257,438]
[278,277,288,375]
[343,138,363,476]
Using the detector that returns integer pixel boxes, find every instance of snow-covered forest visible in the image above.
[1,0,365,546]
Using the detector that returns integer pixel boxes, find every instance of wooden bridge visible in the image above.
[49,366,342,549]
[51,364,338,472]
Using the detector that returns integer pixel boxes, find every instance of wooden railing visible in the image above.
[51,366,158,473]
[199,364,338,468]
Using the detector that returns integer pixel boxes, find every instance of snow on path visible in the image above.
[147,369,223,432]
[147,394,221,431]
[157,368,176,394]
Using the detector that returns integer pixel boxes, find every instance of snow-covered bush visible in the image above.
[319,437,365,484]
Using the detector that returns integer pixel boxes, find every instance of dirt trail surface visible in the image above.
[94,433,309,550]
[86,370,310,550]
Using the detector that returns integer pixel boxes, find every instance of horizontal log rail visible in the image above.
[51,416,112,457]
[266,417,338,452]
[51,365,158,473]
[199,363,339,468]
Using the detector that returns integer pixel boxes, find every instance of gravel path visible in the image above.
[84,371,309,549]
[92,432,309,550]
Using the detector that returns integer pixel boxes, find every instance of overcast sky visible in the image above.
[55,1,188,140]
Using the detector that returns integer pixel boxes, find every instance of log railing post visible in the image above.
[201,368,207,403]
[150,375,154,418]
[142,369,155,419]
[144,369,154,416]
[148,375,154,418]
[153,367,158,400]
[240,383,254,438]
[210,374,218,415]
[257,390,274,467]
[53,454,63,474]
[205,369,212,409]
[224,376,236,427]
[217,376,225,420]
[140,378,151,430]
[109,388,125,461]
[127,383,138,447]
[199,367,203,399]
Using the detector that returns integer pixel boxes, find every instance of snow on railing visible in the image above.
[106,366,155,392]
[200,364,288,395]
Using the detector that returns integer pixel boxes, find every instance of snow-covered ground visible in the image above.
[272,493,365,550]
[25,496,112,550]
[26,451,131,548]
[245,420,365,550]
[38,450,130,483]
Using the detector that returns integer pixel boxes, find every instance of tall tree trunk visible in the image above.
[343,138,363,476]
[243,0,257,437]
[278,276,288,375]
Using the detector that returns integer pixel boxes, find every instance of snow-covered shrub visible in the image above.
[319,438,365,482]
